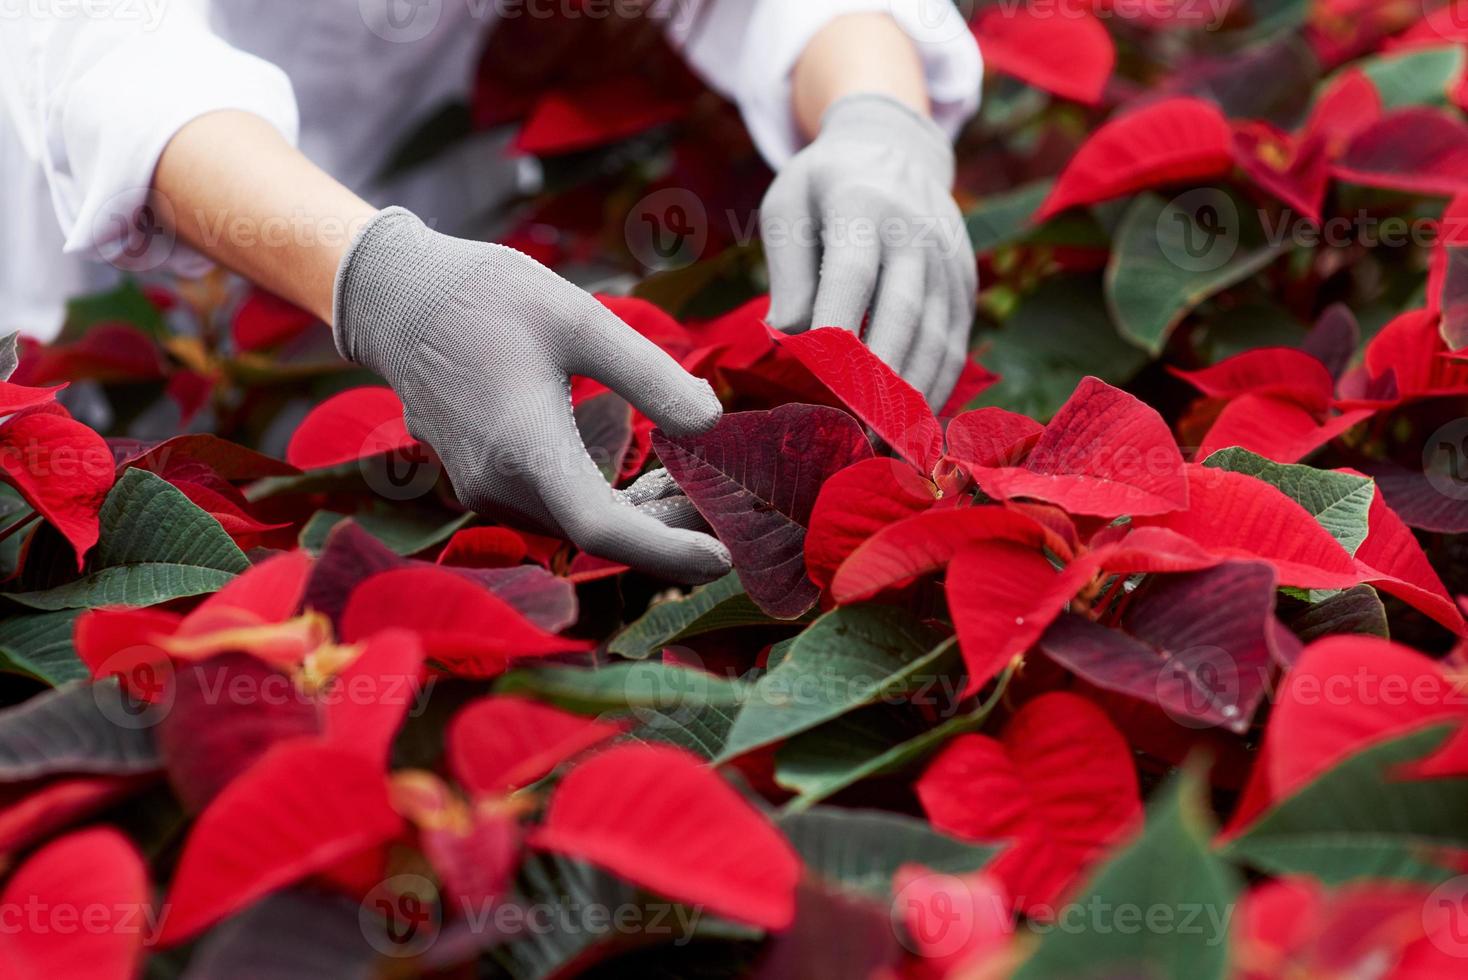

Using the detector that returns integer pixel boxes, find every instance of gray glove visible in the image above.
[762,94,978,407]
[333,207,732,583]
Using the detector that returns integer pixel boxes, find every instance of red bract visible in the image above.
[447,695,623,797]
[1352,308,1468,406]
[340,565,591,675]
[774,327,944,472]
[231,289,316,353]
[0,828,150,979]
[436,526,529,568]
[831,505,1073,605]
[285,386,418,469]
[158,741,404,947]
[890,866,1013,979]
[1233,877,1465,979]
[0,408,115,565]
[529,744,803,930]
[1353,484,1467,636]
[804,457,939,591]
[1134,465,1360,588]
[1172,348,1371,462]
[916,693,1142,916]
[1035,98,1234,221]
[972,4,1114,105]
[966,377,1189,517]
[512,76,693,156]
[1224,636,1468,836]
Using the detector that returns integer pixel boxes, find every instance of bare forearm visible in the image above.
[152,111,378,324]
[791,13,929,140]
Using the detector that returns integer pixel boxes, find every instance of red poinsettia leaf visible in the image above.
[943,407,1044,479]
[969,377,1189,517]
[973,5,1115,105]
[0,775,152,855]
[1361,308,1468,403]
[1231,124,1330,224]
[529,744,802,930]
[1334,109,1468,197]
[0,410,115,567]
[420,806,522,908]
[773,327,943,472]
[1039,562,1285,732]
[1194,394,1372,464]
[190,550,314,625]
[1088,525,1223,574]
[232,289,317,353]
[285,386,419,470]
[157,653,323,812]
[947,544,1100,696]
[74,606,183,681]
[0,828,149,979]
[892,866,1012,975]
[0,379,65,415]
[341,566,591,676]
[831,505,1071,604]
[1303,68,1383,155]
[1224,637,1462,836]
[653,404,873,619]
[804,457,939,591]
[448,695,623,797]
[158,740,404,947]
[916,693,1141,914]
[1171,347,1335,410]
[513,77,692,156]
[1135,465,1360,588]
[437,526,529,569]
[1353,485,1467,636]
[320,630,425,763]
[170,479,287,541]
[1036,98,1234,221]
[21,324,166,386]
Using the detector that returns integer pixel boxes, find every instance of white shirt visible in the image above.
[0,0,981,339]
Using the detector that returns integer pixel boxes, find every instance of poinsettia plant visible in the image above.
[3,2,1468,978]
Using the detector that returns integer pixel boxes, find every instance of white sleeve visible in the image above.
[664,0,982,168]
[0,0,299,274]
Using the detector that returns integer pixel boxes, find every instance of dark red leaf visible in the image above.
[1334,109,1468,197]
[653,403,873,618]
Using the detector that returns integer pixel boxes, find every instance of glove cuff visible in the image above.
[332,206,481,380]
[819,93,956,187]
